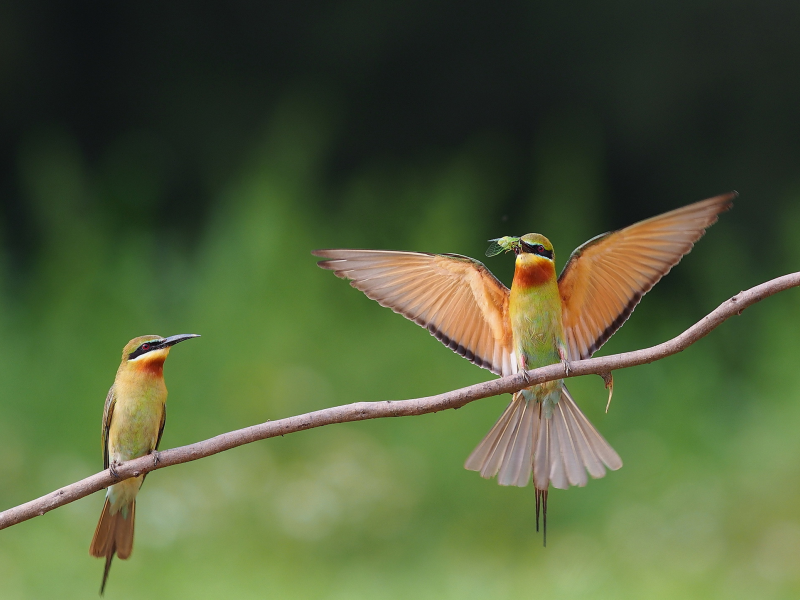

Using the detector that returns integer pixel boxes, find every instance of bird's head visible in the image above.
[488,234,556,288]
[486,234,554,262]
[517,233,555,262]
[121,334,200,373]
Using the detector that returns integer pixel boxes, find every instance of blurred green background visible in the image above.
[1,2,800,598]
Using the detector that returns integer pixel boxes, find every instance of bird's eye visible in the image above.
[142,343,150,351]
[530,244,553,259]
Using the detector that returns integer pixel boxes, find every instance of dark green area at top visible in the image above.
[0,1,799,269]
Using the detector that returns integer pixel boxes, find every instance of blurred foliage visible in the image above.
[1,2,800,599]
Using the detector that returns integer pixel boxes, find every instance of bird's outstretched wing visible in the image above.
[558,192,735,360]
[313,249,516,376]
[101,386,116,470]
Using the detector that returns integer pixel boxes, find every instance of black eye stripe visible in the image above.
[520,241,553,260]
[128,340,164,360]
[538,246,554,259]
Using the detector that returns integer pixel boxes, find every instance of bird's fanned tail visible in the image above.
[89,498,135,595]
[465,386,622,537]
[464,392,539,487]
[536,387,622,489]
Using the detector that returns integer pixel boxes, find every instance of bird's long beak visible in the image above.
[162,334,201,348]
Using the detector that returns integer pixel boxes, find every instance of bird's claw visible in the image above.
[562,359,572,377]
[151,450,161,467]
[556,346,572,377]
[109,461,121,480]
[520,369,532,384]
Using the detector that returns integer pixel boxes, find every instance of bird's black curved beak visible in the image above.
[162,334,201,348]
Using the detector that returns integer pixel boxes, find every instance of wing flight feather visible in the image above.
[313,249,515,376]
[558,192,735,359]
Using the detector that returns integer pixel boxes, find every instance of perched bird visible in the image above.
[313,193,734,541]
[89,334,200,594]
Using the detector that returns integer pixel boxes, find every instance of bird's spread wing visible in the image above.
[101,386,116,470]
[313,249,515,376]
[558,192,735,360]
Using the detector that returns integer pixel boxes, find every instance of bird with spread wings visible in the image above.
[314,193,734,539]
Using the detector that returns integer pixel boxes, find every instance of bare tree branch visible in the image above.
[1,272,798,531]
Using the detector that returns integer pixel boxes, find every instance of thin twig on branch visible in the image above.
[1,272,798,531]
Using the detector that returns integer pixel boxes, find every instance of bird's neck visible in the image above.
[512,255,556,289]
[119,357,166,381]
[138,359,165,378]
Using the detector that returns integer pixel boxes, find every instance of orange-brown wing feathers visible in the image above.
[558,192,735,360]
[313,249,515,376]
